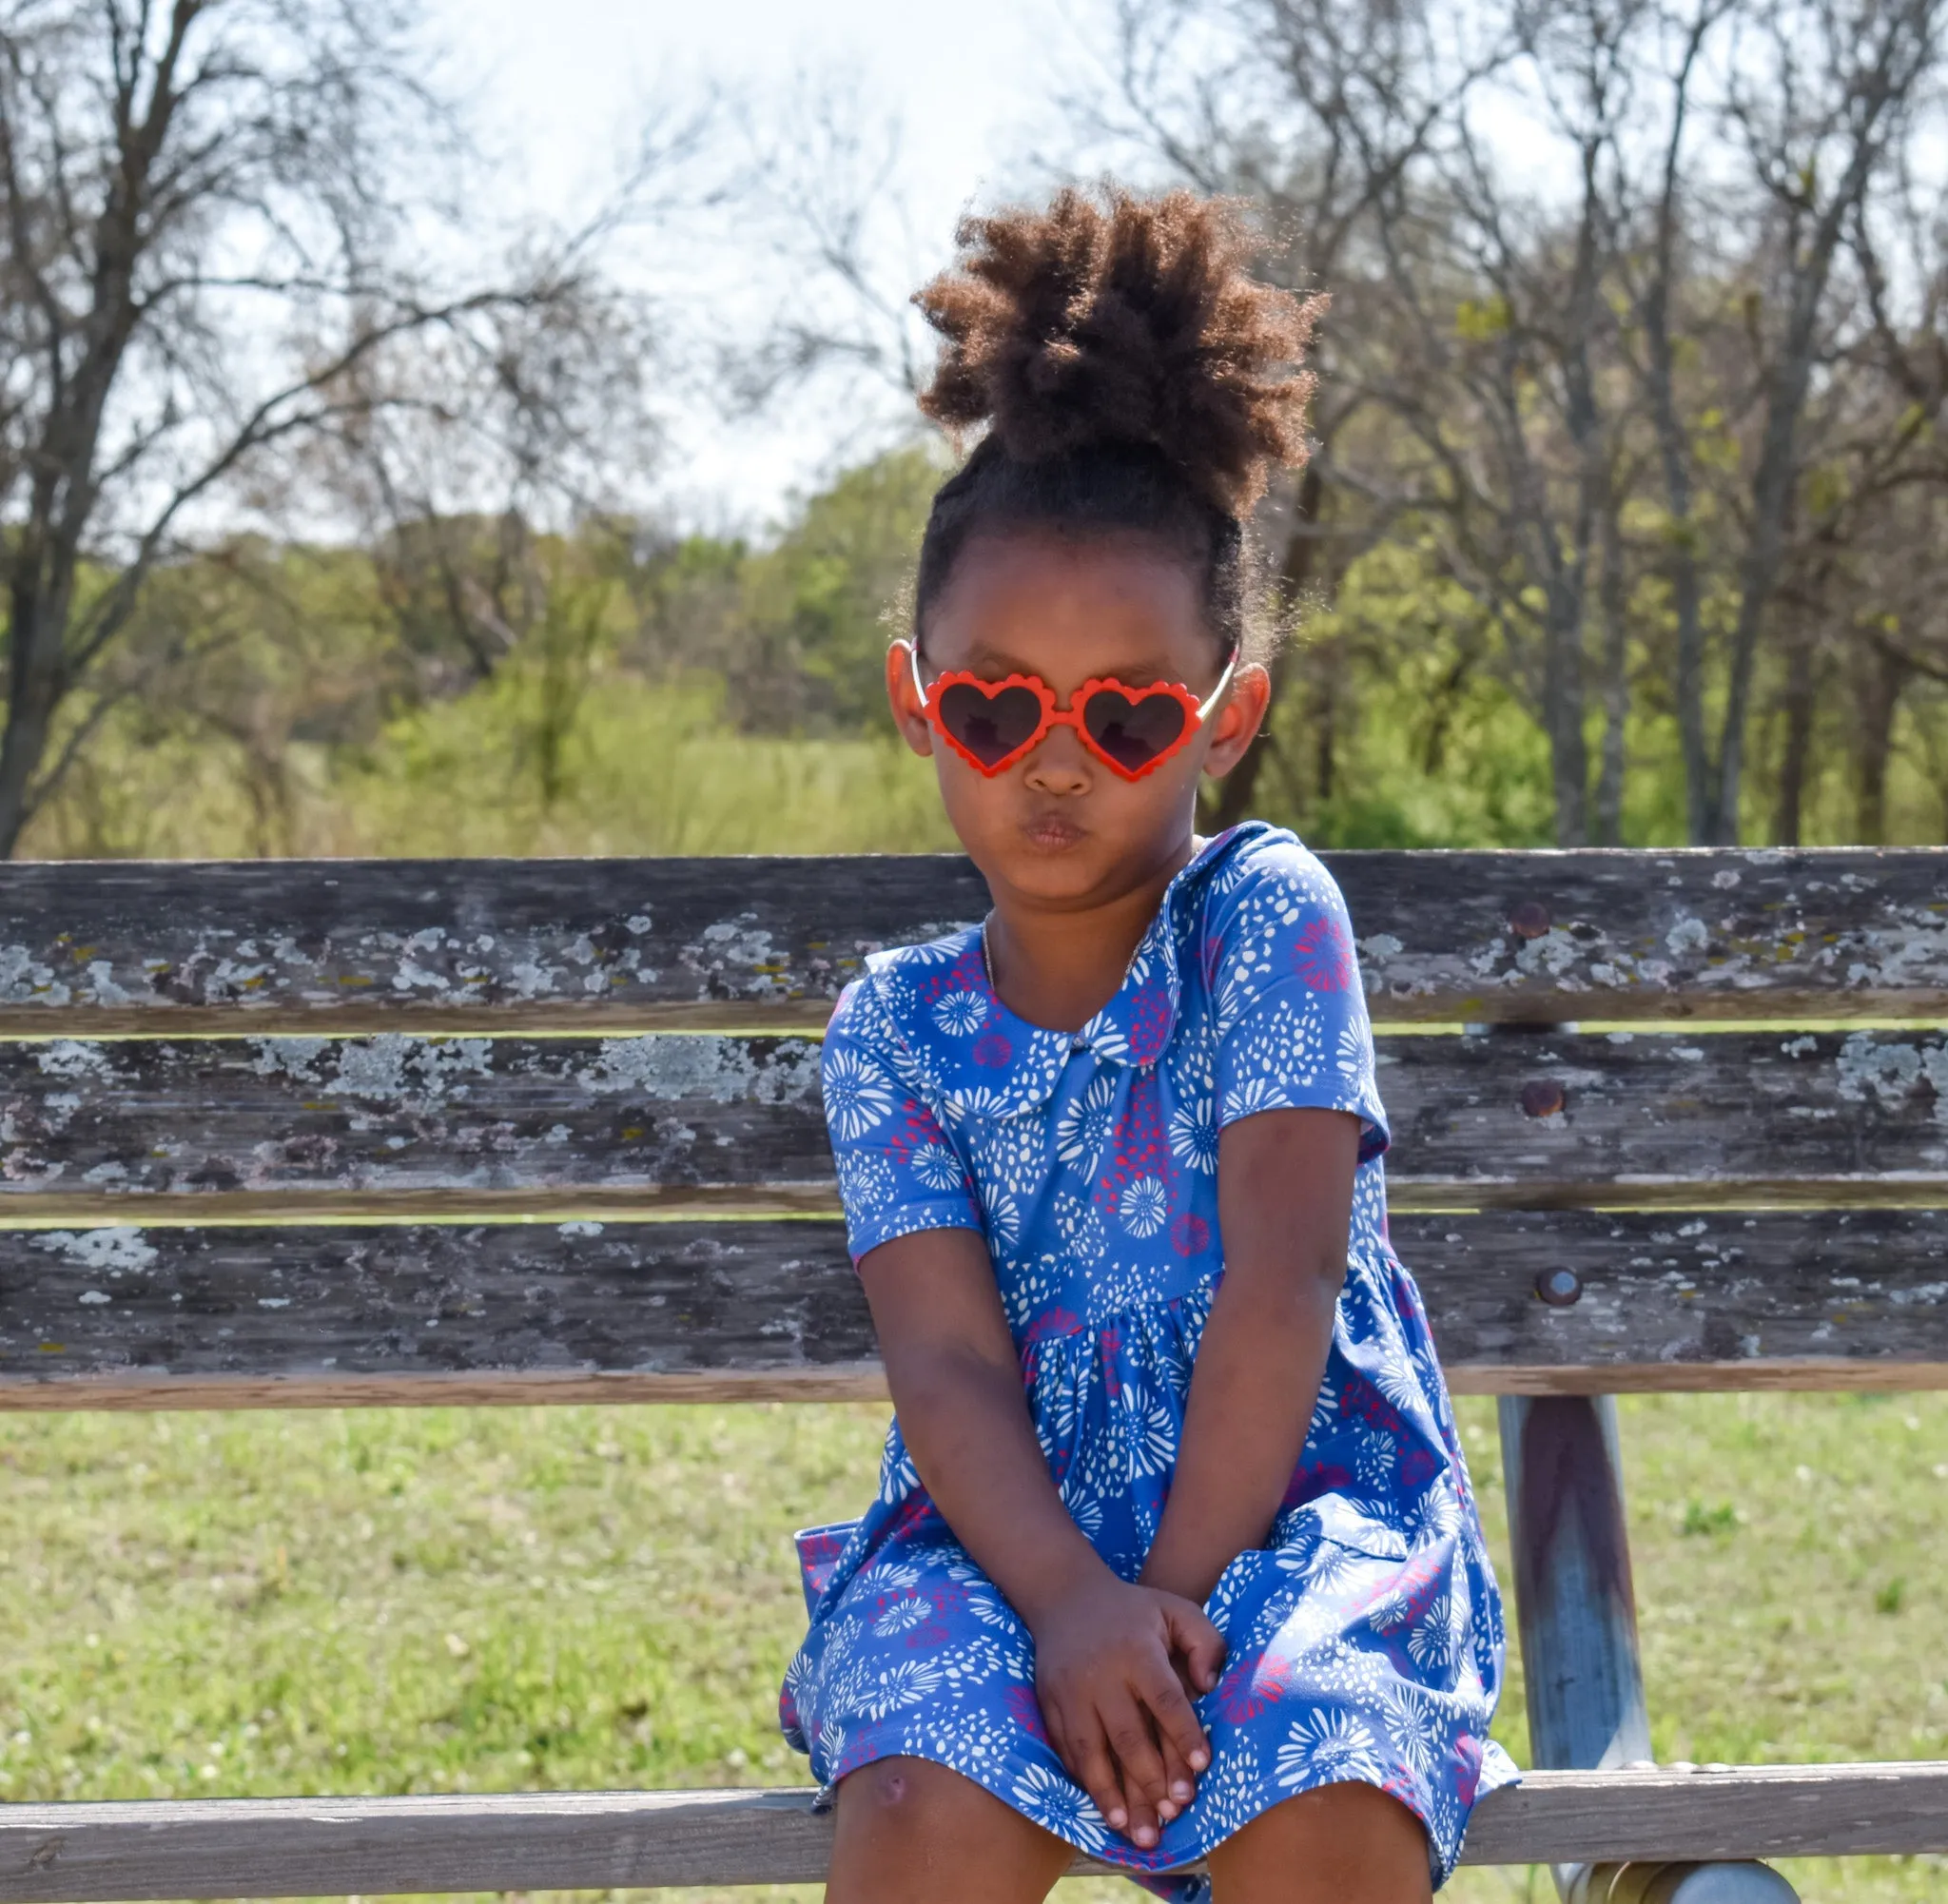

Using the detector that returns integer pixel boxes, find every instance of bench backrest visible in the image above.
[0,846,1944,1410]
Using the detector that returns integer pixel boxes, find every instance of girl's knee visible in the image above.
[1210,1780,1432,1902]
[829,1758,1072,1902]
[839,1756,998,1839]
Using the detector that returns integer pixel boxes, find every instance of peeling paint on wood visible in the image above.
[1,1208,1941,1407]
[4,1028,1947,1221]
[1,847,1946,1030]
[0,1765,1943,1900]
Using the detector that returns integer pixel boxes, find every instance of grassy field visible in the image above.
[0,1390,1942,1901]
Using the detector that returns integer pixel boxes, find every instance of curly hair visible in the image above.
[910,185,1323,657]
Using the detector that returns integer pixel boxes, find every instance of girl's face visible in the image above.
[886,530,1272,910]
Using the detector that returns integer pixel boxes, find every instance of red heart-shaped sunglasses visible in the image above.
[904,641,1238,781]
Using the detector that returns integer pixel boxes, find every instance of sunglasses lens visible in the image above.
[938,682,1046,767]
[1082,690,1189,772]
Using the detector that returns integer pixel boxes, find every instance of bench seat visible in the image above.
[3,1764,1946,1899]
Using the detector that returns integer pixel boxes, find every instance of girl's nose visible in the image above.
[1022,719,1091,794]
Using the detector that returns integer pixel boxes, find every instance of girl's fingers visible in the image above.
[1060,1708,1133,1836]
[1162,1599,1229,1699]
[1099,1690,1172,1844]
[1151,1720,1196,1815]
[1135,1656,1211,1784]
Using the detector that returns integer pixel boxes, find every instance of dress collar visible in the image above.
[886,825,1266,1121]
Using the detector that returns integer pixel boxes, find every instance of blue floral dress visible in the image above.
[779,824,1517,1894]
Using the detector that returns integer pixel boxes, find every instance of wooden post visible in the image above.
[1499,1395,1800,1904]
[1500,1395,1651,1774]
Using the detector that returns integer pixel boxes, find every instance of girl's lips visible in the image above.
[1022,813,1086,852]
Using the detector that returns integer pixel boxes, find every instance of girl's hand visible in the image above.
[1027,1575,1226,1849]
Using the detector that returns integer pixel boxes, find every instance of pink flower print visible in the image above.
[1292,912,1356,992]
[972,1031,1014,1068]
[1124,982,1174,1064]
[1170,1212,1211,1256]
[1003,1684,1050,1742]
[1401,1445,1439,1489]
[1024,1307,1081,1344]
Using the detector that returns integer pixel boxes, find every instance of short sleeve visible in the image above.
[1208,845,1390,1163]
[821,976,984,1262]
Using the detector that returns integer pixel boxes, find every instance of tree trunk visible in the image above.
[0,567,76,859]
[1772,623,1817,846]
[1593,511,1629,845]
[1854,638,1910,845]
[1544,604,1592,846]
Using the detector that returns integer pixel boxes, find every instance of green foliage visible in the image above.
[733,443,942,733]
[16,437,1948,861]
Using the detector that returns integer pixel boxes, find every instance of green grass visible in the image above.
[1,1392,1943,1901]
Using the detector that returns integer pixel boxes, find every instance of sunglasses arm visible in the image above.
[1196,649,1239,721]
[905,639,935,712]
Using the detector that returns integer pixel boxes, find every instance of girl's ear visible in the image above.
[886,641,937,760]
[1200,661,1272,780]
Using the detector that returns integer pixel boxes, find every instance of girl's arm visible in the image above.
[1137,1106,1362,1606]
[858,1229,1226,1848]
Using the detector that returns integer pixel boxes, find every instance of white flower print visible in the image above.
[1407,1593,1463,1670]
[1373,1343,1424,1413]
[1386,1684,1450,1776]
[1077,1009,1129,1062]
[1168,1099,1219,1173]
[1220,1074,1276,1122]
[875,1441,919,1506]
[1338,1020,1375,1098]
[863,1658,944,1719]
[1120,1386,1179,1478]
[982,1185,1022,1249]
[933,988,989,1036]
[945,1084,1017,1120]
[815,1717,847,1771]
[1276,1710,1383,1790]
[977,1117,1043,1195]
[1355,1428,1399,1487]
[822,1045,896,1140]
[1054,1072,1119,1175]
[1010,1763,1108,1853]
[872,1593,935,1637]
[1053,1191,1106,1264]
[836,1150,894,1212]
[1058,1471,1104,1535]
[1119,1175,1169,1237]
[910,1142,965,1193]
[1367,1581,1414,1635]
[965,1585,1015,1628]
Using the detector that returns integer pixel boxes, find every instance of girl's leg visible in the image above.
[1205,1780,1433,1904]
[826,1756,1076,1904]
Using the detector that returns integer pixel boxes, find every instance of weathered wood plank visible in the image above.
[1,847,1945,1032]
[0,1764,1944,1898]
[3,1027,1945,1221]
[1,1208,1942,1408]
[0,1032,830,1217]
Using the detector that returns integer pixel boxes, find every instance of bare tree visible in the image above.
[1621,0,1945,841]
[0,0,674,857]
[1074,0,1518,827]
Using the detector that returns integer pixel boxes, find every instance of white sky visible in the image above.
[427,0,1097,532]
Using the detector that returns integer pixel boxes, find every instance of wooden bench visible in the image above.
[0,846,1943,1903]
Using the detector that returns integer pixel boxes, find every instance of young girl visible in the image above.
[780,186,1516,1903]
